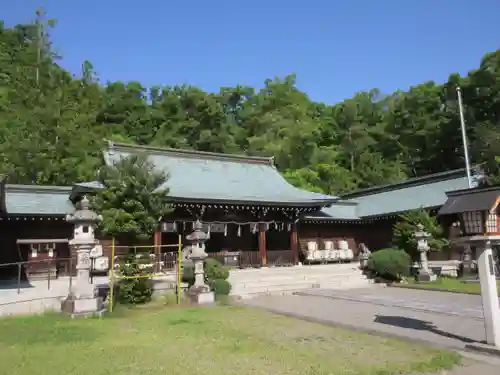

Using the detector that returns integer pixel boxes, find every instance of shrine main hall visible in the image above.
[0,141,474,278]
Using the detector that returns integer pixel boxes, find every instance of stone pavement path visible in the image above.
[240,288,500,375]
[296,287,496,320]
[414,359,499,375]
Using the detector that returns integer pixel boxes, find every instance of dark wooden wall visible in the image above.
[0,218,72,279]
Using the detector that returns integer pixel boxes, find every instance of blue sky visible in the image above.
[2,0,499,104]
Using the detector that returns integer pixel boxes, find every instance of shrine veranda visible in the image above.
[0,141,476,280]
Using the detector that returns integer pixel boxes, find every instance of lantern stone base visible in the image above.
[417,270,437,282]
[61,293,105,318]
[187,285,215,305]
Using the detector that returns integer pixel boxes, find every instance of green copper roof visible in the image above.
[305,201,360,221]
[102,141,337,206]
[341,169,477,218]
[4,185,74,215]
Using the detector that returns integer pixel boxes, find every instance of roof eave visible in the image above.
[167,196,337,208]
[302,217,361,222]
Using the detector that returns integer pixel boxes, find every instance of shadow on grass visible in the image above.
[374,315,481,344]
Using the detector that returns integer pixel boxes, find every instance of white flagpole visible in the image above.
[457,86,473,188]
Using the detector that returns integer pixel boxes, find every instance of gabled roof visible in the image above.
[4,185,74,215]
[302,168,479,221]
[341,168,477,218]
[102,141,337,207]
[304,201,360,221]
[438,186,500,216]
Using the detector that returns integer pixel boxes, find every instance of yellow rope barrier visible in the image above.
[107,236,184,312]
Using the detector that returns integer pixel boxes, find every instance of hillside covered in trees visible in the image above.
[1,12,500,195]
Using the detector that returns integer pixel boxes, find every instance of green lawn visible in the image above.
[401,277,500,294]
[0,304,459,375]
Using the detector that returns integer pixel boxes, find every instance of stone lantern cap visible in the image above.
[66,196,103,224]
[413,223,431,240]
[186,220,208,244]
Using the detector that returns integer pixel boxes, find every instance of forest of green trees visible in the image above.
[1,12,500,195]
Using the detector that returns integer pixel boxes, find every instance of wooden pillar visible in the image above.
[291,222,299,265]
[259,223,267,266]
[154,231,162,273]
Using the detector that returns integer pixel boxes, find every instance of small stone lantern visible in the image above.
[358,243,371,269]
[413,223,437,282]
[186,220,215,305]
[62,196,105,316]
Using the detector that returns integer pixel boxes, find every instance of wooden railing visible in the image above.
[267,250,295,267]
[159,249,295,270]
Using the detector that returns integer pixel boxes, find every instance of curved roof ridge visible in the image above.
[106,140,275,166]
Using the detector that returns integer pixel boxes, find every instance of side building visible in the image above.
[299,168,477,259]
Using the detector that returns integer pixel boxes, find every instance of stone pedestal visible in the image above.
[455,235,500,348]
[63,197,105,317]
[359,255,368,269]
[187,285,215,305]
[417,269,437,282]
[476,239,500,347]
[62,243,104,317]
[187,255,215,305]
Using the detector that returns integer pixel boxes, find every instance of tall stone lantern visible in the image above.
[186,220,215,305]
[62,196,105,316]
[413,223,437,282]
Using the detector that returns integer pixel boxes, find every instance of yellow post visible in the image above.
[109,237,116,313]
[176,234,182,305]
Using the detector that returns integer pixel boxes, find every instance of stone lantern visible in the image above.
[413,223,436,282]
[186,220,215,305]
[62,196,104,316]
[439,187,500,350]
[358,243,371,269]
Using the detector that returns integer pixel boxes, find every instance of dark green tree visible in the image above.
[93,154,172,243]
[392,209,449,259]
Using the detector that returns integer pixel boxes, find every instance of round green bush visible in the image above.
[205,258,230,281]
[116,254,153,304]
[367,248,411,282]
[181,261,195,286]
[181,258,230,287]
[209,278,232,296]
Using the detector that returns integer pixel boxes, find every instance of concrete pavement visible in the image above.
[239,287,500,374]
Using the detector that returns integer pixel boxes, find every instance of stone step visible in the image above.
[230,275,369,288]
[231,282,319,295]
[230,279,375,299]
[229,270,364,281]
[229,264,360,275]
[230,276,372,294]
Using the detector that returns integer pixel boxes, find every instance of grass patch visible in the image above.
[0,305,460,375]
[400,277,500,294]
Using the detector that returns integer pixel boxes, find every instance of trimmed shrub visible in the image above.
[367,248,411,282]
[209,278,232,296]
[205,258,230,282]
[116,253,153,305]
[181,261,195,286]
[181,258,232,295]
